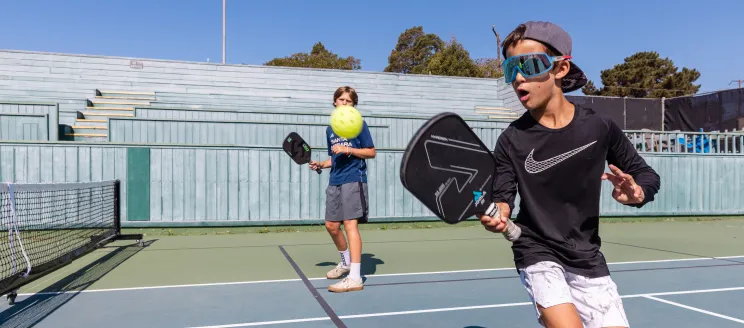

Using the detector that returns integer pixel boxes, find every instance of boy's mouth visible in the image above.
[517,89,530,101]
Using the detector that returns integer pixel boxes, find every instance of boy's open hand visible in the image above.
[602,164,645,204]
[477,202,511,234]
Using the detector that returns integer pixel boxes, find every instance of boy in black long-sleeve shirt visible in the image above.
[478,21,660,328]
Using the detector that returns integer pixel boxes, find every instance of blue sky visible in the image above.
[1,0,742,95]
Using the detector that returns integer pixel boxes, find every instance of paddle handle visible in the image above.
[485,202,521,242]
[308,160,322,174]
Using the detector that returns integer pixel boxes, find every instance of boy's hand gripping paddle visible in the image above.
[399,112,521,241]
[283,132,322,174]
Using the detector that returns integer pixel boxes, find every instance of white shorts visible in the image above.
[518,261,629,328]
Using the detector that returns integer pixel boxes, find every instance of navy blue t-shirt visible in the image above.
[326,121,375,186]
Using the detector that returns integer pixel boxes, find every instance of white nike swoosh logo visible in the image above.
[524,140,597,174]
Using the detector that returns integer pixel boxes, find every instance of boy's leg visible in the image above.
[325,220,348,253]
[343,219,361,280]
[325,185,350,279]
[346,182,367,263]
[519,261,583,328]
[328,182,368,293]
[565,272,629,328]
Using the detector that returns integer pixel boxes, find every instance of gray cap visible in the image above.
[503,21,587,93]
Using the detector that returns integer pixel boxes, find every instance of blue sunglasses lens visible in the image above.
[503,53,553,83]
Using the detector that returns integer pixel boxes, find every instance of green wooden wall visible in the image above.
[0,102,58,141]
[1,142,742,227]
[0,114,49,141]
[133,107,510,149]
[107,117,391,148]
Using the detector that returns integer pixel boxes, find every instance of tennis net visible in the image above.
[0,180,142,303]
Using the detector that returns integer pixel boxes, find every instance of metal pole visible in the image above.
[661,97,665,131]
[222,0,226,64]
[732,81,743,126]
[491,25,501,61]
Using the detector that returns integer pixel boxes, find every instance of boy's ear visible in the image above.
[553,60,571,79]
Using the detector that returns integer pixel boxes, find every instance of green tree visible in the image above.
[425,37,481,78]
[582,51,701,98]
[264,42,361,70]
[384,26,444,74]
[580,80,600,95]
[474,58,504,79]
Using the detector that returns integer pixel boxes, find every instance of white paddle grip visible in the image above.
[485,202,521,242]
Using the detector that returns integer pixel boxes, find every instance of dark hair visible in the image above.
[333,86,358,106]
[501,24,560,58]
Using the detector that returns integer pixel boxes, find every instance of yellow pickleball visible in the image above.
[330,105,363,139]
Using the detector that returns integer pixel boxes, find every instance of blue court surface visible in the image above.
[2,254,743,327]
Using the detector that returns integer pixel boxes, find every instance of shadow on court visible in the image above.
[315,253,385,275]
[0,240,155,328]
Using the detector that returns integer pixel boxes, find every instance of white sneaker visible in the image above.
[326,262,350,279]
[328,276,363,293]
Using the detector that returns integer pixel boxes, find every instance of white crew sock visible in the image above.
[339,249,350,267]
[349,262,361,281]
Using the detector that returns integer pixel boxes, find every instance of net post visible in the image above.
[114,179,122,234]
[112,179,144,244]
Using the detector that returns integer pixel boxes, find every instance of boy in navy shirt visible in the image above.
[310,86,376,293]
[479,21,660,327]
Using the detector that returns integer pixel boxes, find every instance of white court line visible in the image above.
[340,255,744,279]
[338,301,532,319]
[186,286,744,328]
[188,302,536,328]
[16,255,744,297]
[608,255,744,265]
[644,295,744,324]
[188,317,332,328]
[17,278,302,296]
[624,286,744,298]
[355,266,517,278]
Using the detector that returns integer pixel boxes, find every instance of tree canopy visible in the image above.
[384,27,503,79]
[581,51,701,98]
[425,37,482,77]
[474,58,504,79]
[264,42,361,70]
[261,31,701,94]
[384,26,444,74]
[263,26,503,79]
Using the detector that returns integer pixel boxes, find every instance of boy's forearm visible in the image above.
[351,147,376,159]
[492,136,517,211]
[606,119,660,207]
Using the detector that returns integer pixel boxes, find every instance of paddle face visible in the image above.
[400,112,497,224]
[283,132,321,174]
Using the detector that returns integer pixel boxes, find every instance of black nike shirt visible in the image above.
[491,104,660,278]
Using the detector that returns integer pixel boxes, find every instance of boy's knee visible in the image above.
[342,219,359,232]
[325,221,341,234]
[344,218,358,226]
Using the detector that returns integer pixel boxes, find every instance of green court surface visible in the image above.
[10,218,744,293]
[2,217,744,327]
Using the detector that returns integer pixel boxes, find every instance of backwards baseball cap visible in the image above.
[501,21,587,93]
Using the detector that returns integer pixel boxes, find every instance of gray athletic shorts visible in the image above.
[325,182,369,223]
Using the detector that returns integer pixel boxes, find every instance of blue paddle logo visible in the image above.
[473,190,486,206]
